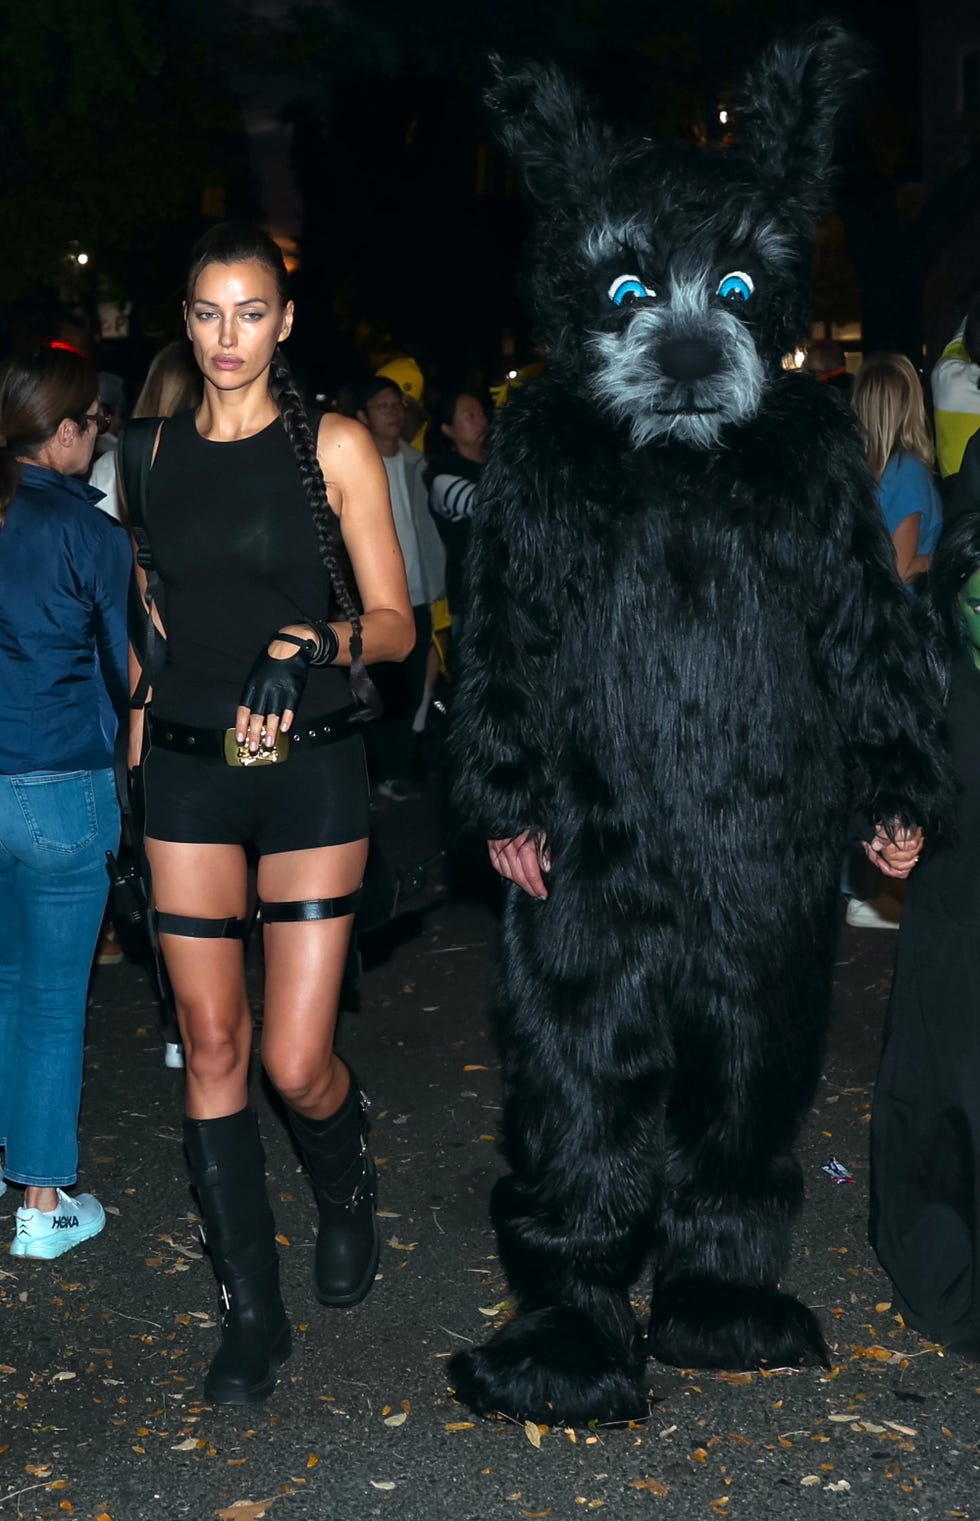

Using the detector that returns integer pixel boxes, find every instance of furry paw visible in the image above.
[449,1306,648,1426]
[648,1277,829,1370]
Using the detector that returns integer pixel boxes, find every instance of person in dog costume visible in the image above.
[449,24,952,1426]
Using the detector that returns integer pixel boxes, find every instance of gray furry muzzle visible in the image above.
[586,286,765,450]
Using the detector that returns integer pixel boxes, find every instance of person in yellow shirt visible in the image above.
[932,295,980,479]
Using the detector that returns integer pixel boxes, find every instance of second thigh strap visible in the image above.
[260,892,362,923]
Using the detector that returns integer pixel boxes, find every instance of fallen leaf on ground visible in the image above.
[524,1420,543,1449]
[216,1502,277,1521]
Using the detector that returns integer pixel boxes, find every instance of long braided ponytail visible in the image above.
[186,222,380,718]
[270,348,380,717]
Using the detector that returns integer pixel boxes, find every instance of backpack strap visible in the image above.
[119,417,166,710]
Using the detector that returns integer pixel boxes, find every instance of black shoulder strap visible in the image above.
[119,416,161,539]
[120,417,166,709]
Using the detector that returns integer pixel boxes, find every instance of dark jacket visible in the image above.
[0,464,130,774]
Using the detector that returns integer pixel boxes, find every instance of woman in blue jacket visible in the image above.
[0,345,130,1258]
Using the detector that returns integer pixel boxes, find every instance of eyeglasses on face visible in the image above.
[80,406,111,435]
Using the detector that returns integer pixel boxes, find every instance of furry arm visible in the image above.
[809,432,953,836]
[450,419,560,838]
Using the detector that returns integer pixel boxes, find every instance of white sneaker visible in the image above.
[164,1041,185,1070]
[9,1190,106,1259]
[845,894,902,930]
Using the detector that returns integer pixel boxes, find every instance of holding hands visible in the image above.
[863,822,924,880]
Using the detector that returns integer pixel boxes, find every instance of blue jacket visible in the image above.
[0,464,130,775]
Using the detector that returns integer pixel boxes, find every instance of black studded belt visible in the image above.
[148,706,358,767]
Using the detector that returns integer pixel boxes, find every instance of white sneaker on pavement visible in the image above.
[845,894,902,930]
[9,1190,106,1259]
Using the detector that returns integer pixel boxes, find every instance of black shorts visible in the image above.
[143,734,369,854]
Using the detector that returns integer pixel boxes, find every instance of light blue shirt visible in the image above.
[878,452,943,557]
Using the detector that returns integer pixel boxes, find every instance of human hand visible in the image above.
[862,822,924,880]
[237,631,313,752]
[488,831,551,899]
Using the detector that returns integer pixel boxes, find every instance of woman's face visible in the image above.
[958,570,980,656]
[185,259,293,392]
[443,394,488,454]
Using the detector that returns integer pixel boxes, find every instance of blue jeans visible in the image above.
[0,769,119,1187]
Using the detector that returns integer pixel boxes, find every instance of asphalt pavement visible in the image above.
[2,793,978,1521]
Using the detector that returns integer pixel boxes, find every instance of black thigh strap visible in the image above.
[260,891,362,923]
[153,910,248,939]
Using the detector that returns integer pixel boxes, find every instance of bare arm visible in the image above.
[235,415,415,749]
[890,513,930,585]
[313,413,414,665]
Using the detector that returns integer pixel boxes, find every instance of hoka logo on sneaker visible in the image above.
[52,1215,79,1229]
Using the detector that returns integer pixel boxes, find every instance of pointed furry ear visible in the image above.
[736,22,870,219]
[484,54,612,209]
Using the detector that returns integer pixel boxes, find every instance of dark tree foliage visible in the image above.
[0,0,257,318]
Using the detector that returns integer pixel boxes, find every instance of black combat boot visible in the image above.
[286,1071,379,1307]
[183,1107,291,1404]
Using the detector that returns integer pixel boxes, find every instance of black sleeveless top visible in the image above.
[147,408,348,726]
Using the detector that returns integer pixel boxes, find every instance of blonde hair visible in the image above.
[851,352,935,479]
[132,340,202,420]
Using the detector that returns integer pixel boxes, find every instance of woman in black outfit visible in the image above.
[129,225,413,1405]
[870,512,980,1353]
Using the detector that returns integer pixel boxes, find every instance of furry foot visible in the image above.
[648,1277,829,1370]
[449,1305,648,1426]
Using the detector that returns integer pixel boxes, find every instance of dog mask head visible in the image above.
[487,24,866,450]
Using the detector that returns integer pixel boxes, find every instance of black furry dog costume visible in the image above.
[449,25,952,1426]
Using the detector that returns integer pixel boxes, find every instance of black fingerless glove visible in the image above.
[240,633,313,720]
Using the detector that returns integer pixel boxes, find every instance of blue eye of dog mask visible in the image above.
[717,271,754,302]
[608,274,656,307]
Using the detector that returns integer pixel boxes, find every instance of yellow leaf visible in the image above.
[46,1481,69,1491]
[875,1301,892,1312]
[715,1371,752,1386]
[479,1301,513,1317]
[306,1453,319,1468]
[521,1513,551,1519]
[369,1481,396,1491]
[524,1419,543,1448]
[629,1477,670,1495]
[444,1421,475,1431]
[691,1447,708,1462]
[384,1412,408,1427]
[463,1064,489,1071]
[275,1234,290,1247]
[387,1238,417,1251]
